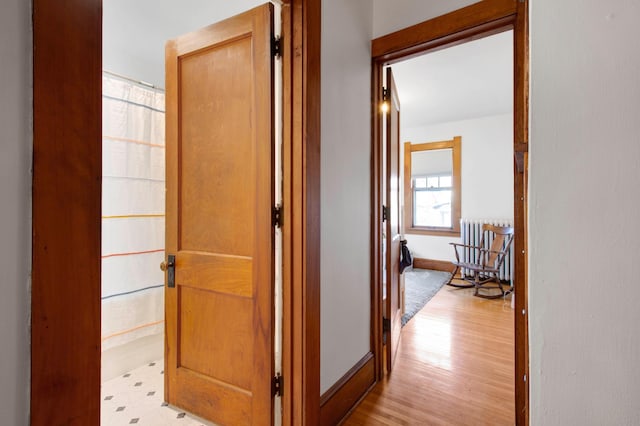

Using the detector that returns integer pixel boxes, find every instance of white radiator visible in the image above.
[460,219,514,284]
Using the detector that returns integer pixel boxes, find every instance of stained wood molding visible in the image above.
[413,258,454,273]
[32,0,102,424]
[320,352,375,425]
[403,137,461,237]
[280,0,322,424]
[371,0,517,61]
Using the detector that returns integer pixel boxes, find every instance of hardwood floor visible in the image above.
[345,286,514,425]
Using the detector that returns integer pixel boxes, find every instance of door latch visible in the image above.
[272,373,283,397]
[382,205,389,222]
[160,254,176,288]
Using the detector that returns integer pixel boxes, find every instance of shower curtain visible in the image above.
[101,73,165,356]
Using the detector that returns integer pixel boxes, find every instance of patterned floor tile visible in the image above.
[101,360,216,426]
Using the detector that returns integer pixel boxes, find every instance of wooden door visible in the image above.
[385,67,402,373]
[164,4,275,425]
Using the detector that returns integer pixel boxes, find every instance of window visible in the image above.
[413,174,452,228]
[403,136,461,236]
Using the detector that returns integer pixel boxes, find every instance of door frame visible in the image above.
[370,0,529,424]
[31,0,321,424]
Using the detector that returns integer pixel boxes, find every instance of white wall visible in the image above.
[530,1,640,424]
[103,0,269,87]
[373,0,477,38]
[403,113,513,260]
[0,0,31,424]
[321,0,373,394]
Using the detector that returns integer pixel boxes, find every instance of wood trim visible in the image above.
[370,64,384,382]
[403,137,461,237]
[451,136,462,236]
[372,0,517,62]
[371,1,529,424]
[31,0,102,424]
[403,141,411,236]
[287,0,321,424]
[281,3,294,425]
[303,0,322,422]
[409,140,455,152]
[320,353,376,426]
[413,258,454,273]
[406,228,461,237]
[513,1,530,424]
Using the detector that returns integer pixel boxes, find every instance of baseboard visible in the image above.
[101,333,164,382]
[320,352,375,425]
[413,257,453,272]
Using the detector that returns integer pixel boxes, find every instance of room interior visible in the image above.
[391,30,514,267]
[5,0,640,425]
[390,27,515,308]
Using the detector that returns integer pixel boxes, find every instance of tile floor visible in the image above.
[101,360,215,426]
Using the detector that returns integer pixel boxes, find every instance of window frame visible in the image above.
[403,136,462,236]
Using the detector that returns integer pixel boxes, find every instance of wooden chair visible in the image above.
[446,224,514,299]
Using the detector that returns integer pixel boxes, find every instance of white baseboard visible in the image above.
[101,333,164,383]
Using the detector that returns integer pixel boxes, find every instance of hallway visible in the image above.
[345,286,514,425]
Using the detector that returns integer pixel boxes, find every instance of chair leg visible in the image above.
[444,265,458,285]
[446,265,474,288]
[474,274,506,299]
[473,271,480,296]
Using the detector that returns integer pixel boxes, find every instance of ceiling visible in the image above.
[103,0,267,88]
[390,30,513,128]
[104,2,513,127]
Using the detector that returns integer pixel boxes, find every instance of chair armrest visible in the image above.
[450,242,481,248]
[450,242,481,263]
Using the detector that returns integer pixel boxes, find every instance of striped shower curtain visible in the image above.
[101,73,165,353]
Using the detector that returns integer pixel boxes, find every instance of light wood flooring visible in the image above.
[345,286,515,425]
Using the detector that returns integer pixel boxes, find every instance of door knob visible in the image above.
[160,258,175,272]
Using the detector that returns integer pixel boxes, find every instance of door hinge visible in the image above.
[272,36,282,59]
[514,151,525,174]
[272,373,283,397]
[382,205,389,222]
[273,204,283,228]
[383,317,391,332]
[382,87,389,101]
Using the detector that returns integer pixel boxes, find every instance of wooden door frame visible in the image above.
[31,0,321,424]
[370,0,529,424]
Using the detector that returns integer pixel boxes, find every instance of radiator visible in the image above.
[460,219,514,284]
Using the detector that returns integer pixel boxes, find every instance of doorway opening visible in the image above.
[100,3,283,425]
[391,29,515,322]
[371,2,529,424]
[372,30,516,424]
[31,0,320,424]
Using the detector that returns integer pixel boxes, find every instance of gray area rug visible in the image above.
[402,268,451,327]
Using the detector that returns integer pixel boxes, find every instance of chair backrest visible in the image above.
[481,224,514,268]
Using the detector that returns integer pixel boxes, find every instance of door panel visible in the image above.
[165,4,274,425]
[386,67,402,372]
[178,36,255,257]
